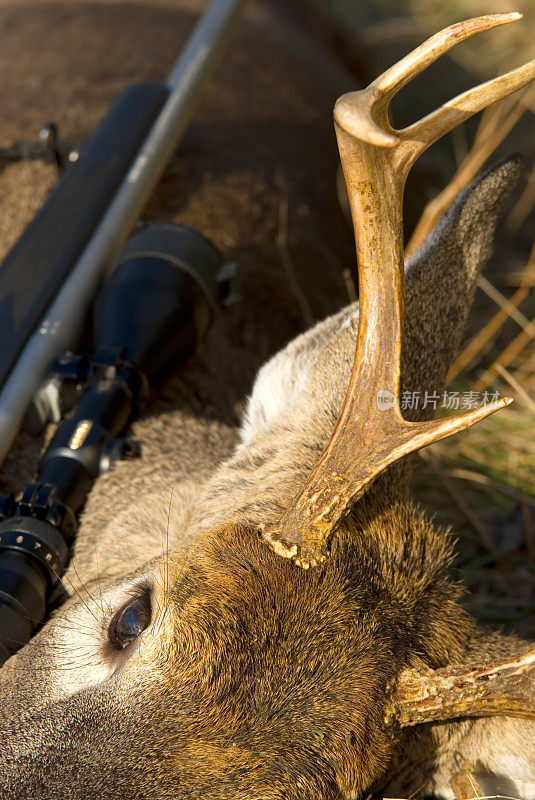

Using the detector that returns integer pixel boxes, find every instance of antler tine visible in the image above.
[400,55,535,173]
[262,15,533,569]
[390,647,535,727]
[373,13,521,96]
[334,13,523,146]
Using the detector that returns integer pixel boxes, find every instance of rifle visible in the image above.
[0,0,245,663]
[0,0,245,462]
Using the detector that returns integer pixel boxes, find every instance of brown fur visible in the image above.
[0,2,533,798]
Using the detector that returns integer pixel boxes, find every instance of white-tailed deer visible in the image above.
[0,4,534,799]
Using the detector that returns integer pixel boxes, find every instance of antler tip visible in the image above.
[486,395,514,412]
[454,11,523,33]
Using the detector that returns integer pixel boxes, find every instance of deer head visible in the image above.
[0,13,534,800]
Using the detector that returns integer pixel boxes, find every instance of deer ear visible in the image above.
[401,155,523,421]
[262,158,524,566]
[388,644,535,727]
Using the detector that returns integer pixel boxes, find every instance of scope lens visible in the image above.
[0,552,48,664]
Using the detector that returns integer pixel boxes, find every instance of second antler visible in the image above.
[263,13,535,568]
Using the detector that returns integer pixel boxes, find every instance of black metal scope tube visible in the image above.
[0,224,227,665]
[0,0,246,464]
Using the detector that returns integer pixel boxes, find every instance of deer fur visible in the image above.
[0,2,533,798]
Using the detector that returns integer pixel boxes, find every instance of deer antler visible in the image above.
[389,646,535,726]
[262,14,535,568]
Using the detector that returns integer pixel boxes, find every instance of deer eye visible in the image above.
[109,591,151,650]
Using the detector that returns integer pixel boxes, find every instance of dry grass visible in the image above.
[408,97,535,638]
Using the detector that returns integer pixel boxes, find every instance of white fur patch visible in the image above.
[238,345,319,446]
[50,568,154,698]
[239,304,358,447]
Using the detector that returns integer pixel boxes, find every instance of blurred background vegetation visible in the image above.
[307,0,535,636]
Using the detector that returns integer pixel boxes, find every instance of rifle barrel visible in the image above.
[0,0,245,463]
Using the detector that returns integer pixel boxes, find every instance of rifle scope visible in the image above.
[0,223,229,665]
